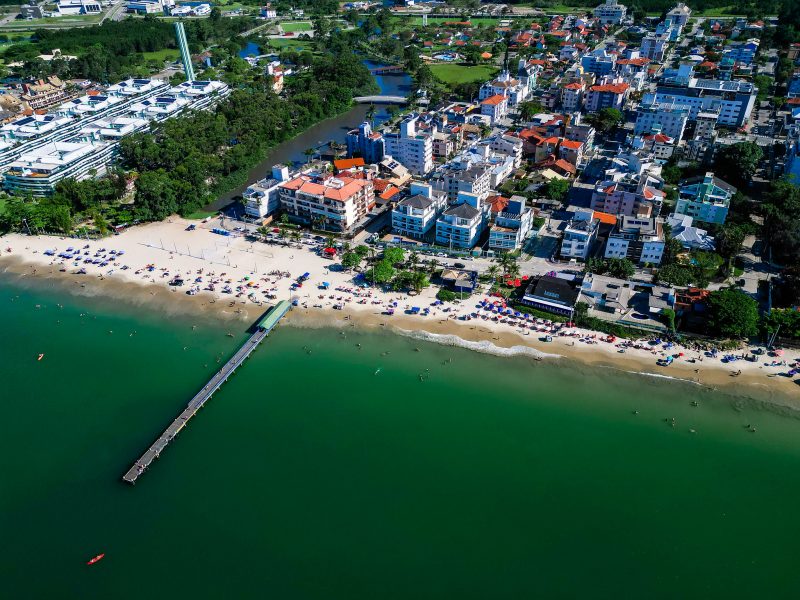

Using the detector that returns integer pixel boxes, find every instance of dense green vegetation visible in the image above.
[121,53,376,221]
[0,49,377,231]
[3,15,255,83]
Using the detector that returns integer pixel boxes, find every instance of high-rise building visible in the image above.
[174,22,195,83]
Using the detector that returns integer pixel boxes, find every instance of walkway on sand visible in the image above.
[122,300,291,484]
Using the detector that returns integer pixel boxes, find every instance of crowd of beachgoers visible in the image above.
[2,217,799,392]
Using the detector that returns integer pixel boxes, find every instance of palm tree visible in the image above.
[366,103,376,127]
[291,230,301,244]
[487,264,500,283]
[325,234,336,249]
[426,258,438,275]
[409,250,420,271]
[304,147,316,164]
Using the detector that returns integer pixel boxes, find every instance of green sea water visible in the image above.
[2,276,800,599]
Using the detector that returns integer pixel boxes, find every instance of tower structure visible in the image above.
[422,12,428,26]
[174,21,195,83]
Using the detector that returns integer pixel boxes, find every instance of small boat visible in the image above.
[86,553,105,566]
[37,353,44,361]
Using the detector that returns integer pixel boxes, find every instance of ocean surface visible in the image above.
[2,277,800,599]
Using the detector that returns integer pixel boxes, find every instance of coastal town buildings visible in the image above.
[243,165,290,220]
[383,114,434,176]
[594,0,627,25]
[675,172,736,225]
[604,216,665,265]
[488,196,534,251]
[561,210,600,260]
[435,192,486,249]
[650,65,758,127]
[278,172,374,233]
[391,181,447,239]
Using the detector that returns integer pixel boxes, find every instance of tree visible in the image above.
[383,246,405,265]
[487,264,500,282]
[606,258,635,279]
[714,142,763,188]
[588,108,623,133]
[707,288,759,339]
[661,308,676,332]
[366,259,395,285]
[544,178,570,204]
[715,224,746,274]
[304,147,316,164]
[762,178,800,264]
[341,251,361,270]
[518,100,545,121]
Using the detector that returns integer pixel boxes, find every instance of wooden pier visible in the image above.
[122,300,291,484]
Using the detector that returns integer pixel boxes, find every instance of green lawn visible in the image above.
[265,38,309,50]
[696,6,746,16]
[0,13,101,30]
[141,48,180,62]
[430,63,498,85]
[281,21,312,33]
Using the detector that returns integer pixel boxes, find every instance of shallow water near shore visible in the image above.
[3,278,800,599]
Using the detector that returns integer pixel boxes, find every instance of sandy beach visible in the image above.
[2,217,799,402]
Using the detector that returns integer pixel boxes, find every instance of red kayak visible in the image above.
[86,553,105,566]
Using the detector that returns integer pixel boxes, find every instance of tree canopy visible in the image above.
[707,288,759,339]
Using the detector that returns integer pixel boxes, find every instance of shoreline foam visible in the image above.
[2,221,799,407]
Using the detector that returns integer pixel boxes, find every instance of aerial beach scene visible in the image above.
[2,0,800,598]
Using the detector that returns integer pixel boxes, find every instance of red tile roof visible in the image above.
[481,94,507,106]
[333,157,365,170]
[590,83,629,94]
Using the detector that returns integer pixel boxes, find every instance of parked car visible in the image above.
[453,262,466,269]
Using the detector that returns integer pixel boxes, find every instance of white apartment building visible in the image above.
[641,34,668,62]
[652,76,757,127]
[594,0,627,24]
[391,182,447,239]
[488,196,534,251]
[435,193,485,249]
[604,216,665,265]
[667,2,691,27]
[480,94,509,124]
[383,114,433,176]
[561,83,584,113]
[478,71,529,106]
[634,102,689,140]
[278,173,374,233]
[4,140,116,196]
[561,211,599,260]
[243,165,290,219]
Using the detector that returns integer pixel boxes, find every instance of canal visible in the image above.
[209,60,412,210]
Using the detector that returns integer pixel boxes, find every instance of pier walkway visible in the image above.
[122,300,291,484]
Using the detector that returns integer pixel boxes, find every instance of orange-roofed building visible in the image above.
[584,80,629,112]
[480,94,509,124]
[558,138,584,166]
[279,173,374,233]
[593,211,617,226]
[333,157,366,171]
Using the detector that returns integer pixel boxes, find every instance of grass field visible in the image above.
[406,16,511,27]
[265,38,309,50]
[281,21,312,33]
[0,13,101,30]
[141,48,180,63]
[430,63,499,85]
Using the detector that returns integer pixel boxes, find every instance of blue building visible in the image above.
[345,121,385,165]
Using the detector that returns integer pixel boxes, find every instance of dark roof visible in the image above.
[444,203,480,219]
[398,194,433,209]
[524,275,580,307]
